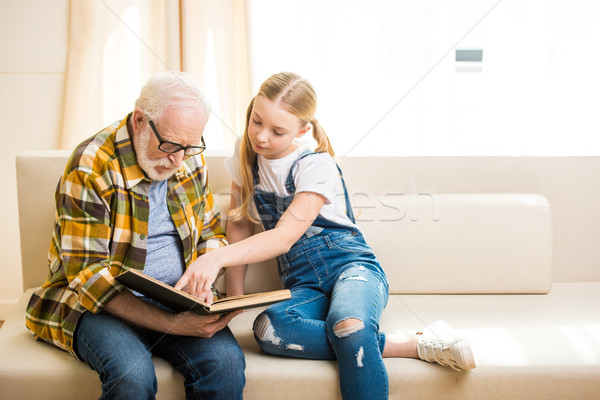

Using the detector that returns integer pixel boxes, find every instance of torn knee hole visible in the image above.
[339,274,368,283]
[254,314,281,346]
[333,318,365,338]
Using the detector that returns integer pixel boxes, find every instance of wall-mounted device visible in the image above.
[455,49,483,72]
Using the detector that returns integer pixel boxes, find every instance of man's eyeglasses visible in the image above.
[148,119,206,156]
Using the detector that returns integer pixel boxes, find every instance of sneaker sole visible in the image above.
[428,320,477,370]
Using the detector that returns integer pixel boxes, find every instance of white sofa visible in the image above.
[1,150,599,399]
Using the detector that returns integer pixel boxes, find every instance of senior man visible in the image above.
[26,71,245,400]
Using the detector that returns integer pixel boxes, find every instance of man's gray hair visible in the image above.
[135,71,210,123]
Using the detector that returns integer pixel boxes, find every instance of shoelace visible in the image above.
[418,337,463,371]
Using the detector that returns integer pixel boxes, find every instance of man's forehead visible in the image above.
[155,106,206,144]
[161,105,207,122]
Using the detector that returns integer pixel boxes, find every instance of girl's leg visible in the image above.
[253,287,336,359]
[382,334,419,358]
[325,265,389,400]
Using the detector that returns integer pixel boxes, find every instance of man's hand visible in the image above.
[104,289,240,337]
[173,310,243,338]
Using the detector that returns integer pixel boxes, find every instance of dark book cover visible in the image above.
[116,269,291,314]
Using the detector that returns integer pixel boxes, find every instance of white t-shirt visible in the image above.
[225,138,358,230]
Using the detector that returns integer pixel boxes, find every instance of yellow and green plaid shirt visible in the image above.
[25,115,227,356]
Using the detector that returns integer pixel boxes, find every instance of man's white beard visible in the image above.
[133,129,180,181]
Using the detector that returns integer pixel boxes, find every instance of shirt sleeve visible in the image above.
[57,169,124,314]
[293,153,341,205]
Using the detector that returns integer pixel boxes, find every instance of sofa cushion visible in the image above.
[16,150,72,291]
[0,289,184,400]
[355,193,553,294]
[2,283,599,399]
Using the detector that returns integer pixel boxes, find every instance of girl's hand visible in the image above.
[195,290,214,305]
[174,252,222,300]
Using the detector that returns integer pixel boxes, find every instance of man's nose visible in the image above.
[169,150,186,167]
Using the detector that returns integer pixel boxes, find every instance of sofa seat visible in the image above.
[2,282,599,399]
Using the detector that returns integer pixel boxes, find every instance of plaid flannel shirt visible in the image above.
[25,115,227,356]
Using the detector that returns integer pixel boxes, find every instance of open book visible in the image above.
[116,269,291,315]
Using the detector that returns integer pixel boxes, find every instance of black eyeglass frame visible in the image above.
[148,119,206,156]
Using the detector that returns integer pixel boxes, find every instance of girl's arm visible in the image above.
[224,182,254,297]
[175,190,326,297]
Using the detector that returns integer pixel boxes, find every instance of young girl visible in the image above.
[176,72,475,399]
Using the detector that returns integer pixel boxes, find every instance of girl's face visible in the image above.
[248,95,310,159]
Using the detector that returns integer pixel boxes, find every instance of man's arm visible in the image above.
[58,168,124,313]
[103,289,241,338]
[63,168,239,335]
[53,146,243,339]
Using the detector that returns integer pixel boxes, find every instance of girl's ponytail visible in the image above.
[311,118,335,157]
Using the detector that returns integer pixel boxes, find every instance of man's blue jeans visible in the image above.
[74,311,245,400]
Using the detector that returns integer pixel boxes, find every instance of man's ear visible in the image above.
[130,108,146,135]
[296,123,311,139]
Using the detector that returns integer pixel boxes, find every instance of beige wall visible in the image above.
[1,1,599,319]
[0,0,68,318]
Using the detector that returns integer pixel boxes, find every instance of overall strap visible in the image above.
[284,150,316,193]
[286,150,356,224]
[336,163,356,224]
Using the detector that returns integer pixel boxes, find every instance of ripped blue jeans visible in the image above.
[253,228,389,400]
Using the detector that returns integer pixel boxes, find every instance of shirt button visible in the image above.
[142,195,148,201]
[140,234,146,240]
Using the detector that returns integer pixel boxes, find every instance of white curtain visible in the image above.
[181,0,250,152]
[60,0,250,153]
[60,0,180,149]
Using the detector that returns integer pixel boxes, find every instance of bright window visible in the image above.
[246,0,600,156]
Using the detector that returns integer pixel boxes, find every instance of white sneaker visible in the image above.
[416,320,476,371]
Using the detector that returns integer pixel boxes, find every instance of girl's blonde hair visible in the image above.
[230,72,335,223]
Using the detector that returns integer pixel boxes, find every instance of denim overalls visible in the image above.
[252,150,391,400]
